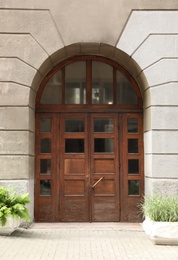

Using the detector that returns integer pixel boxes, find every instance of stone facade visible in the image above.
[0,1,178,220]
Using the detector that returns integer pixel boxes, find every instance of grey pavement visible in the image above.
[0,223,178,260]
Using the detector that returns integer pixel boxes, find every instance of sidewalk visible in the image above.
[0,223,178,260]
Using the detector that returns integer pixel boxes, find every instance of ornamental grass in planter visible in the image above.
[0,186,31,235]
[140,195,178,245]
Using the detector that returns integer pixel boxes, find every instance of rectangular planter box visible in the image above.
[0,216,21,235]
[143,217,178,245]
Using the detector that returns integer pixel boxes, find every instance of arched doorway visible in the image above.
[35,56,143,222]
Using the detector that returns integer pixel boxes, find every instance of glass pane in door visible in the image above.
[127,118,138,133]
[65,62,86,104]
[92,61,113,104]
[94,138,114,153]
[41,70,62,104]
[65,139,84,153]
[128,159,139,174]
[40,159,51,174]
[40,180,51,196]
[128,180,139,195]
[116,71,137,104]
[94,118,114,132]
[128,139,138,153]
[40,118,51,133]
[40,139,51,153]
[65,119,84,132]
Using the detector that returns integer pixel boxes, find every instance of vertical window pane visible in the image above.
[65,139,84,153]
[92,61,113,104]
[40,118,51,133]
[65,62,86,104]
[40,159,51,174]
[128,180,139,195]
[40,139,51,154]
[116,71,137,104]
[41,70,62,104]
[128,139,138,153]
[65,119,84,132]
[128,159,139,174]
[94,118,114,133]
[40,180,51,196]
[128,118,138,133]
[94,138,114,153]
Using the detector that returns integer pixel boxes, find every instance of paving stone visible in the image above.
[0,224,178,260]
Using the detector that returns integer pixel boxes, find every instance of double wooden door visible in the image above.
[35,112,143,222]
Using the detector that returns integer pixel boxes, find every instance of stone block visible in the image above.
[145,83,178,108]
[0,58,36,87]
[145,178,178,197]
[51,0,127,46]
[152,179,178,197]
[0,131,34,155]
[99,43,116,58]
[145,107,178,130]
[0,155,34,179]
[117,11,178,56]
[66,43,81,57]
[145,154,178,178]
[133,34,178,70]
[143,88,151,108]
[0,107,35,131]
[145,130,178,154]
[143,108,151,132]
[144,59,178,87]
[0,9,64,57]
[0,82,30,106]
[144,131,152,154]
[0,34,51,75]
[29,89,36,110]
[80,43,100,55]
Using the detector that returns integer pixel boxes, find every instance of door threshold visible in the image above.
[29,222,143,231]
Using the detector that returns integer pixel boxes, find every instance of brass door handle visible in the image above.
[92,177,104,188]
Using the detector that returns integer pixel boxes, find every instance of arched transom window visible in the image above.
[36,56,142,109]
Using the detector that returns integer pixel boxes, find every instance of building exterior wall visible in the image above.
[0,0,178,220]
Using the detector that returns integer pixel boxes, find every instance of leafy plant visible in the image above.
[139,195,178,222]
[0,186,31,226]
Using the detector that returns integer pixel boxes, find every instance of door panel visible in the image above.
[35,114,58,222]
[60,114,89,221]
[120,113,144,222]
[94,159,114,173]
[90,114,120,221]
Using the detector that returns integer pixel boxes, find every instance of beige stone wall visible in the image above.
[1,1,178,219]
[117,10,178,196]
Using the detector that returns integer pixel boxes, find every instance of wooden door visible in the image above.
[35,112,143,222]
[60,113,120,221]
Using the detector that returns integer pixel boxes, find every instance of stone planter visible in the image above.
[0,216,21,235]
[143,217,178,245]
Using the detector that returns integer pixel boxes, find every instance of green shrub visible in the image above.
[140,195,178,222]
[0,186,31,226]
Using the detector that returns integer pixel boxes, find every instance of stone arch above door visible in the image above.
[31,43,148,96]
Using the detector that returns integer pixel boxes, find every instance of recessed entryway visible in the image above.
[35,56,144,222]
